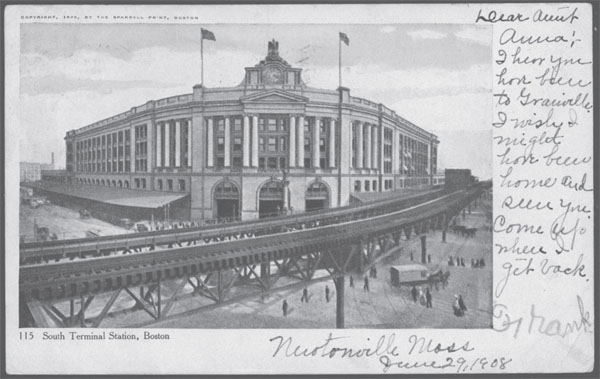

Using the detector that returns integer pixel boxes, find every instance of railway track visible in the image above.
[20,185,486,302]
[20,187,451,264]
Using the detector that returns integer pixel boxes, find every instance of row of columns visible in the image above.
[156,120,190,167]
[355,122,379,169]
[206,115,336,169]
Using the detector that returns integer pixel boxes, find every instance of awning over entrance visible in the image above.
[26,181,188,209]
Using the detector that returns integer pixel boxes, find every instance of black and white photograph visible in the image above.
[4,2,595,376]
[17,22,493,330]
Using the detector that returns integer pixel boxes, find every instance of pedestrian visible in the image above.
[426,288,432,308]
[282,299,288,317]
[325,285,330,302]
[453,295,464,317]
[411,285,418,303]
[458,294,467,312]
[349,275,354,288]
[363,276,369,292]
[301,288,309,303]
[419,287,426,306]
[427,254,431,263]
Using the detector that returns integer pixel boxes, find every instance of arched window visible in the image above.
[306,181,329,199]
[111,180,116,187]
[214,181,239,199]
[101,179,105,186]
[118,180,123,188]
[259,180,284,200]
[124,180,130,189]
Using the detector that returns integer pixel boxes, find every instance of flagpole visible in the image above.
[201,32,204,86]
[338,36,342,89]
[337,35,342,207]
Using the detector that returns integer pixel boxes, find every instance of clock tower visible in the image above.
[242,39,305,89]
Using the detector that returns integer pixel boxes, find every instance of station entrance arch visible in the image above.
[214,181,240,220]
[305,181,329,212]
[258,180,284,218]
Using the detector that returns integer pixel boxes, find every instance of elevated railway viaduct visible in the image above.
[20,182,491,328]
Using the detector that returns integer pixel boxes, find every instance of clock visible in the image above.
[263,66,283,85]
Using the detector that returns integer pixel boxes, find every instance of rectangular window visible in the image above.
[259,118,266,131]
[279,118,288,132]
[354,180,361,192]
[279,157,287,169]
[216,157,224,168]
[232,156,242,167]
[233,137,242,152]
[233,118,242,132]
[167,179,173,191]
[319,138,326,152]
[268,137,277,152]
[135,178,140,188]
[304,158,311,168]
[365,181,370,191]
[259,157,266,169]
[179,179,186,191]
[267,157,278,169]
[304,138,311,152]
[267,119,277,131]
[216,119,225,132]
[217,137,225,152]
[141,178,146,189]
[280,137,286,151]
[259,137,265,152]
[373,180,377,191]
[157,179,163,190]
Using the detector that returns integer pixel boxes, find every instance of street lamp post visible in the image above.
[282,169,290,215]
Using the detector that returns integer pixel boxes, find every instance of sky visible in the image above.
[20,23,492,178]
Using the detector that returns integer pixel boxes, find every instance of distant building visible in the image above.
[62,40,440,221]
[20,153,55,182]
[20,162,42,182]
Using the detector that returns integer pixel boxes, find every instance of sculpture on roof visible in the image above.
[259,39,289,66]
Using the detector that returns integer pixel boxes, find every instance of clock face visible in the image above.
[263,66,283,84]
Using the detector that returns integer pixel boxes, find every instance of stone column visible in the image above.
[365,123,371,169]
[372,125,378,169]
[164,121,171,167]
[297,116,305,167]
[328,118,335,168]
[187,120,192,167]
[243,115,250,167]
[206,117,214,167]
[147,121,154,172]
[117,130,121,172]
[175,121,181,167]
[130,126,135,173]
[312,117,320,168]
[356,121,363,169]
[224,117,231,167]
[251,115,259,167]
[288,116,296,167]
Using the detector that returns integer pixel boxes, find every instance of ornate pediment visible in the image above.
[240,90,308,104]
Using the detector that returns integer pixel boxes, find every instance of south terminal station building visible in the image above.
[37,40,443,222]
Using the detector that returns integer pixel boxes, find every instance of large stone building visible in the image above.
[63,40,439,221]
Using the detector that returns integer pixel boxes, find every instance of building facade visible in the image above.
[64,40,439,221]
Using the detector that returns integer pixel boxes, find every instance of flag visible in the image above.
[201,28,216,41]
[339,32,349,46]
